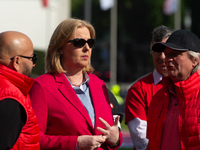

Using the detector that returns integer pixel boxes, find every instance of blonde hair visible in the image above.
[46,18,95,74]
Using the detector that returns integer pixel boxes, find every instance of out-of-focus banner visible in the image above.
[99,0,114,11]
[42,0,48,8]
[163,0,178,15]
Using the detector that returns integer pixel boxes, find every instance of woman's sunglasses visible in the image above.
[68,38,95,48]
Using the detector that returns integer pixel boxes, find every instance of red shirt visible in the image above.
[125,72,163,123]
[160,82,181,150]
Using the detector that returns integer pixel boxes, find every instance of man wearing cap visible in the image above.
[147,30,200,150]
[125,25,173,150]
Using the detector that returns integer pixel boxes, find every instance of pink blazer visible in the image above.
[29,73,122,150]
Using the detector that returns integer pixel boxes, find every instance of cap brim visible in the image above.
[152,42,188,52]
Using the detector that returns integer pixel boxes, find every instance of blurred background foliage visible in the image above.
[33,0,200,84]
[32,50,46,77]
[72,0,173,83]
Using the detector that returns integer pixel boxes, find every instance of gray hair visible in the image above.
[150,25,174,50]
[188,50,200,74]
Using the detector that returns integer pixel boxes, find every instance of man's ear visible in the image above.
[192,53,200,68]
[11,56,21,72]
[196,53,200,65]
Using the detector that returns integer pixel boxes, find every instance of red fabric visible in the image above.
[125,73,163,123]
[160,85,181,150]
[147,70,200,150]
[29,72,123,150]
[0,64,40,150]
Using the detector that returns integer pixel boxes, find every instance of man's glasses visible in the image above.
[150,50,163,57]
[68,38,95,48]
[10,53,37,64]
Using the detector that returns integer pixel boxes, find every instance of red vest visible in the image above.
[147,70,200,150]
[0,64,40,150]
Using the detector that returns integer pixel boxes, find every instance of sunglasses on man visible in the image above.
[68,38,95,48]
[10,53,37,65]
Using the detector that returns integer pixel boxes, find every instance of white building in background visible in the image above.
[0,0,71,51]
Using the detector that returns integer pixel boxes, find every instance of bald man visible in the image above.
[0,31,40,150]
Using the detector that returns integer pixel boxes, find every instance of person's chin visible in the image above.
[157,67,167,76]
[80,61,89,67]
[23,71,32,78]
[168,70,177,78]
[168,73,179,82]
[159,67,167,72]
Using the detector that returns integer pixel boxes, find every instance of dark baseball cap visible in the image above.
[152,30,200,52]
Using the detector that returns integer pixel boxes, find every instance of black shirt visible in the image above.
[0,98,26,150]
[107,88,124,123]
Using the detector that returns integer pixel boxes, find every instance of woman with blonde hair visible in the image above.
[29,18,122,150]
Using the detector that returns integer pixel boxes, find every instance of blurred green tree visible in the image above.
[72,0,187,83]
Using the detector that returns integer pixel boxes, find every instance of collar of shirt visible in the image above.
[153,69,163,85]
[65,72,90,92]
[168,81,177,97]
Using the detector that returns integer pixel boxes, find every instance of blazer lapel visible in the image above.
[54,73,94,128]
[88,75,106,133]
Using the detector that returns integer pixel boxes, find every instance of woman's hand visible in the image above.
[97,116,120,145]
[77,135,105,150]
